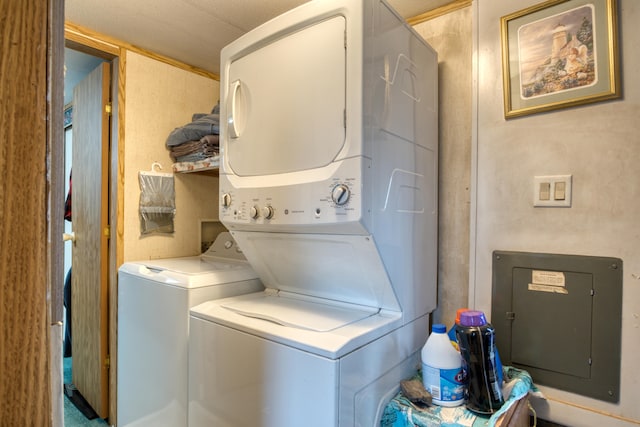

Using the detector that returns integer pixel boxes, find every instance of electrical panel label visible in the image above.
[529,270,568,294]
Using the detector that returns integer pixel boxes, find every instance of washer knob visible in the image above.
[221,193,232,208]
[262,206,274,219]
[331,184,351,206]
[250,206,259,219]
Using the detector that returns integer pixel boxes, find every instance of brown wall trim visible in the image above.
[407,0,472,26]
[65,22,219,81]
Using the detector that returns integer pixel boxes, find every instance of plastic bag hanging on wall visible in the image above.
[139,162,176,235]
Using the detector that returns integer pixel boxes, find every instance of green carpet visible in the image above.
[63,357,109,426]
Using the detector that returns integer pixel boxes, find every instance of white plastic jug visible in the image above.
[421,323,466,407]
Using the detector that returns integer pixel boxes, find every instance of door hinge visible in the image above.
[105,354,110,370]
[105,103,112,115]
[103,226,110,239]
[506,311,516,320]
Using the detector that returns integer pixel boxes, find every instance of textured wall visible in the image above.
[122,52,220,262]
[414,6,473,328]
[474,1,640,425]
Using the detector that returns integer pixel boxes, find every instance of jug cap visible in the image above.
[432,324,446,333]
[455,308,469,324]
[459,310,487,327]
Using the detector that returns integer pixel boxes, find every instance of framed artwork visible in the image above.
[500,0,620,119]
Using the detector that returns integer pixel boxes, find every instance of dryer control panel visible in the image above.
[219,157,367,234]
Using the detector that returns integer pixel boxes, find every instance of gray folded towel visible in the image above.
[165,114,220,147]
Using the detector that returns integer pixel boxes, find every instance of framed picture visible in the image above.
[501,0,620,119]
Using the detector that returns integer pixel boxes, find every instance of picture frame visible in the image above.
[500,0,620,119]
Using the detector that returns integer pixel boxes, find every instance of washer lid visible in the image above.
[119,257,259,289]
[190,291,402,359]
[221,290,378,332]
[230,231,401,312]
[141,256,245,275]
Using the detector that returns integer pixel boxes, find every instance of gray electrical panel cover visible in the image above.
[491,251,622,402]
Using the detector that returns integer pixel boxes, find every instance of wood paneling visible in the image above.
[71,62,111,418]
[121,52,219,262]
[0,0,62,425]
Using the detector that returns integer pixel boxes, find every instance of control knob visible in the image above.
[250,206,259,219]
[221,193,232,208]
[331,184,351,206]
[262,206,274,219]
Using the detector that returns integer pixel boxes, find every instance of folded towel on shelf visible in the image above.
[165,114,220,147]
[166,104,221,168]
[173,151,219,163]
[191,102,220,122]
[165,103,220,147]
[169,134,219,162]
[172,156,220,173]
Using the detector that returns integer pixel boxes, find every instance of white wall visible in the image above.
[122,52,221,262]
[474,1,640,425]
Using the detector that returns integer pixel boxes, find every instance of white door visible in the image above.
[225,16,346,176]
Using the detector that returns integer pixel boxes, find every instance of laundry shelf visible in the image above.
[172,156,219,176]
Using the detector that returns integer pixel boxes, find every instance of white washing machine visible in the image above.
[116,232,263,427]
[188,290,428,427]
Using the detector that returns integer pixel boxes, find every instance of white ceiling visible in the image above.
[65,0,451,76]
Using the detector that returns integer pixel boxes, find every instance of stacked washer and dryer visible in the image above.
[188,0,439,426]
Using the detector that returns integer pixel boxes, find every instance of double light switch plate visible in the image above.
[533,175,572,207]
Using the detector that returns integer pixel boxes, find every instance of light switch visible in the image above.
[534,175,572,207]
[554,181,566,200]
[539,182,551,200]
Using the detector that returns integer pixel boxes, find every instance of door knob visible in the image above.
[63,232,75,243]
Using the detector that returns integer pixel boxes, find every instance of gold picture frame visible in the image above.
[501,0,620,119]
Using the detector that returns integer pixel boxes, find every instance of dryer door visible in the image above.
[225,15,346,176]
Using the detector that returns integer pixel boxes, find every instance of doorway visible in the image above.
[62,43,117,424]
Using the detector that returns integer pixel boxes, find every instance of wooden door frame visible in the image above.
[63,24,124,424]
[1,0,62,425]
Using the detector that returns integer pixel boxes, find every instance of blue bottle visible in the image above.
[456,311,504,414]
[449,308,503,385]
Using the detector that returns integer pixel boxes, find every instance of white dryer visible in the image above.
[116,232,262,427]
